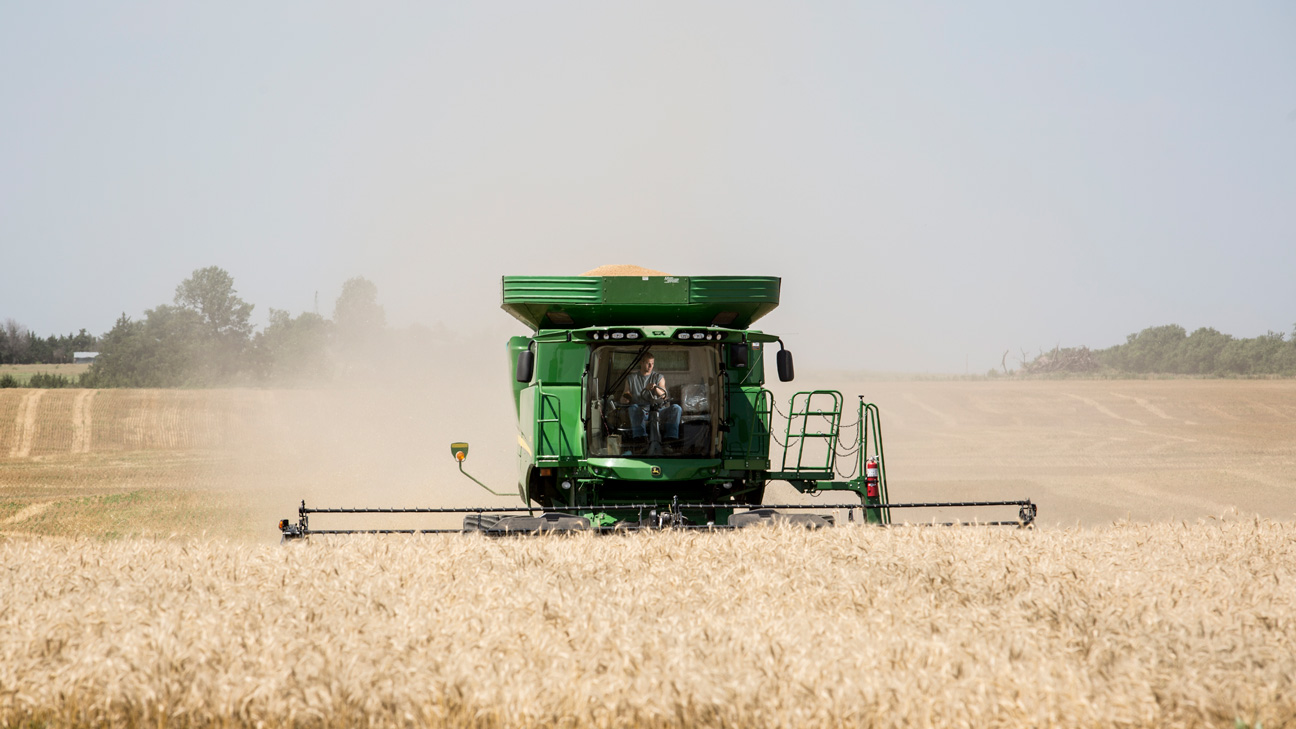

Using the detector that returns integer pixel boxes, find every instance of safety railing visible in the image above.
[859,400,890,524]
[780,390,843,474]
[536,391,569,461]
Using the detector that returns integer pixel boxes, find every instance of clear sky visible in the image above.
[2,2,1293,372]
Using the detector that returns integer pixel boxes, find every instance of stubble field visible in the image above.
[2,377,1295,727]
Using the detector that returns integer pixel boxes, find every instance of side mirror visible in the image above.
[515,350,534,382]
[728,343,749,369]
[451,442,469,462]
[777,349,795,382]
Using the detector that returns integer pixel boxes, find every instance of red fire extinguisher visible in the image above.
[865,458,879,498]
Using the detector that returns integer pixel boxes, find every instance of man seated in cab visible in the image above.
[621,352,682,440]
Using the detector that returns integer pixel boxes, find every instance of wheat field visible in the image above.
[2,380,1295,726]
[3,520,1294,728]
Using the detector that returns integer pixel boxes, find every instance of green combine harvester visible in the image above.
[280,272,1035,538]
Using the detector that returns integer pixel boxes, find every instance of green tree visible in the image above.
[1179,327,1232,374]
[87,314,147,386]
[1100,324,1187,373]
[174,266,254,340]
[173,266,255,383]
[89,308,207,387]
[253,309,333,384]
[332,277,386,364]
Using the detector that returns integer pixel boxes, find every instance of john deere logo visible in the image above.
[651,466,662,477]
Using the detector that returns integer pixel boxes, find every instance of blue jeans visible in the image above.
[629,404,682,439]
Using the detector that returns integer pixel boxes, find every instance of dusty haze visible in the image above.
[9,368,1292,540]
[226,370,1296,533]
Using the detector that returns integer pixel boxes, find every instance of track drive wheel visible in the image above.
[730,508,834,529]
[463,514,503,532]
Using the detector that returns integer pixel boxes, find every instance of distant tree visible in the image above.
[1092,322,1296,376]
[33,334,57,364]
[87,314,147,386]
[253,309,333,384]
[174,266,255,340]
[332,277,386,363]
[89,306,209,387]
[173,266,255,382]
[69,328,98,353]
[1176,327,1232,375]
[0,319,30,364]
[1219,331,1296,376]
[1099,324,1187,373]
[0,322,99,365]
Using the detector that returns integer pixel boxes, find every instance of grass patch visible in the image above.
[0,364,91,386]
[0,451,259,540]
[10,487,256,540]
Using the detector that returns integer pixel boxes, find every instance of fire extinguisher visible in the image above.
[865,458,879,499]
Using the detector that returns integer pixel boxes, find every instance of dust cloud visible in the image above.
[216,337,522,539]
[214,354,1296,540]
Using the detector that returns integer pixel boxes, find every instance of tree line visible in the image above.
[1096,324,1296,376]
[0,320,99,365]
[8,271,1296,383]
[4,266,440,388]
[1013,323,1296,377]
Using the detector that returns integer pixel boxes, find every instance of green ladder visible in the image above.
[536,391,568,462]
[778,390,843,479]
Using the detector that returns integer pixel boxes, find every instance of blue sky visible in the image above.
[2,2,1293,372]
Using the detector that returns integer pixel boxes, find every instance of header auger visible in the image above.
[281,270,1036,539]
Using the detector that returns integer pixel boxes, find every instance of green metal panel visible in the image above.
[516,385,536,491]
[501,275,780,330]
[585,458,722,481]
[503,276,603,303]
[603,276,689,304]
[721,386,772,460]
[507,336,531,416]
[690,277,781,326]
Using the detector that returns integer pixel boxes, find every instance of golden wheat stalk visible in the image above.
[2,519,1293,728]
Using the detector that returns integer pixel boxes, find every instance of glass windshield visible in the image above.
[587,344,721,458]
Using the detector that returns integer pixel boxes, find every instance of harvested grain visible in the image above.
[581,264,670,276]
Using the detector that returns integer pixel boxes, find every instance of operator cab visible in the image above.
[587,344,721,458]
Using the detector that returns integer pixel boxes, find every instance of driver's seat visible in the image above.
[679,384,709,422]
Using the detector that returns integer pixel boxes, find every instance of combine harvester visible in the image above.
[281,269,1036,537]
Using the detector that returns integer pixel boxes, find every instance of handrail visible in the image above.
[860,400,890,525]
[536,391,568,460]
[781,390,842,474]
[752,388,773,457]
